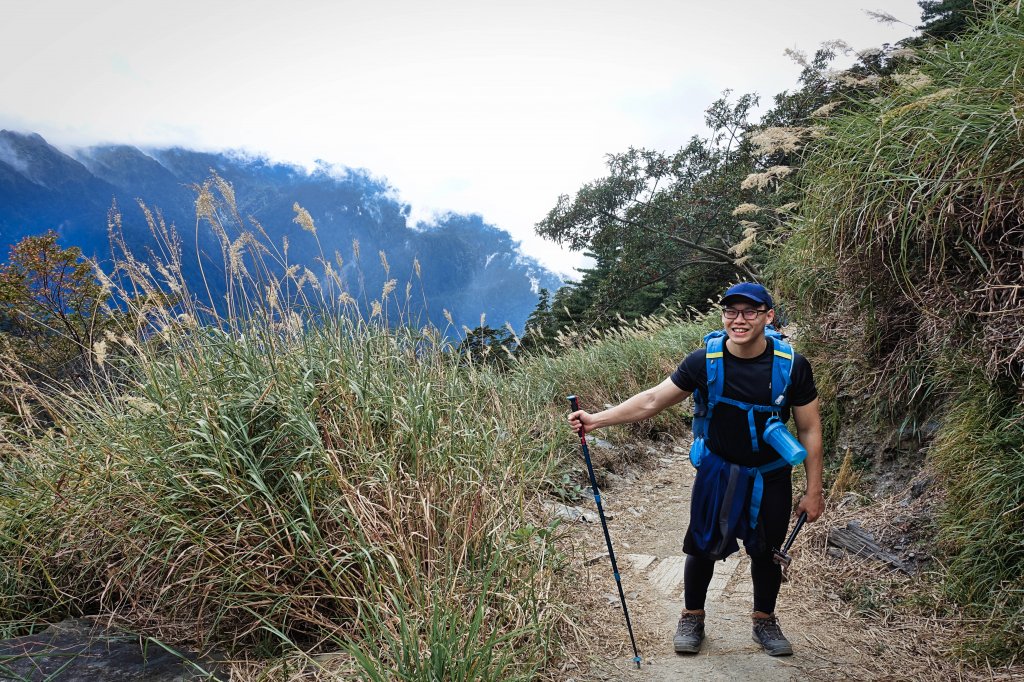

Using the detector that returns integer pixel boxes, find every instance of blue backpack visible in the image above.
[686,327,807,557]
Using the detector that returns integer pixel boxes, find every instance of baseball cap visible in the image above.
[721,282,774,309]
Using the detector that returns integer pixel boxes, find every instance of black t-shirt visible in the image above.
[671,338,817,468]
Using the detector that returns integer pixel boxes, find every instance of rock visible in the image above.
[623,554,657,571]
[910,477,931,498]
[918,420,941,441]
[0,618,227,681]
[604,472,625,488]
[837,492,860,509]
[542,502,600,523]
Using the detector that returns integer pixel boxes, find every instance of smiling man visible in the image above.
[567,282,824,657]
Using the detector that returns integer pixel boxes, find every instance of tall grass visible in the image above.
[771,3,1024,662]
[0,177,714,678]
[0,182,571,678]
[929,379,1024,661]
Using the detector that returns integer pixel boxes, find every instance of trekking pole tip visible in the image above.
[634,656,642,668]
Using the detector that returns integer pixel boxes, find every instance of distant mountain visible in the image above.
[0,130,561,332]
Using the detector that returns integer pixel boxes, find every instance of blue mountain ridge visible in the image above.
[0,130,562,332]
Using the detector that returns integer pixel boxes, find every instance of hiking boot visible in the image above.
[673,612,705,654]
[752,614,793,656]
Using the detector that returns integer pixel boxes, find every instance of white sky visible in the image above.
[0,0,921,277]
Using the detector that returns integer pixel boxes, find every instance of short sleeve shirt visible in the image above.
[671,338,817,467]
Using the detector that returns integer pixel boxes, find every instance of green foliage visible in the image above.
[523,309,716,440]
[917,0,996,41]
[772,3,1024,414]
[347,533,558,681]
[533,42,908,337]
[518,288,554,352]
[0,314,574,671]
[0,175,728,677]
[534,93,764,330]
[0,231,109,376]
[457,324,517,368]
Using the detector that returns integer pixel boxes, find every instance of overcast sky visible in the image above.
[0,0,921,276]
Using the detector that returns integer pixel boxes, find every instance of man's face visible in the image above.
[721,300,774,346]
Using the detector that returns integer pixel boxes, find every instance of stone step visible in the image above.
[629,553,748,599]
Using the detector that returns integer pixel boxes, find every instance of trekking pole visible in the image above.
[567,395,642,670]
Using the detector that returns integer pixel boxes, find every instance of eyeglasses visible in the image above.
[722,307,768,320]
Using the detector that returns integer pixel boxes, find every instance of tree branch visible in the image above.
[583,257,730,329]
[595,208,760,279]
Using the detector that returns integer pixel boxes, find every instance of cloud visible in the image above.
[0,136,30,174]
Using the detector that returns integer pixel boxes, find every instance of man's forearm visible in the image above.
[589,389,663,430]
[799,430,824,494]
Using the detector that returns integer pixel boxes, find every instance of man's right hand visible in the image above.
[568,409,598,435]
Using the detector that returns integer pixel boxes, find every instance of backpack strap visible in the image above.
[769,336,795,409]
[690,330,726,444]
[749,458,789,528]
[703,333,726,439]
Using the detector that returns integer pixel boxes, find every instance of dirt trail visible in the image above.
[563,439,879,681]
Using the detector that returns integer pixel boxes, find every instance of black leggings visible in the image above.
[683,472,793,614]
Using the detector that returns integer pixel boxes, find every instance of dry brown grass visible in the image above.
[786,477,1024,680]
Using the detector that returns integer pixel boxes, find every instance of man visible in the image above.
[567,282,824,657]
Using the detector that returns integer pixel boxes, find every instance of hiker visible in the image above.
[567,282,824,657]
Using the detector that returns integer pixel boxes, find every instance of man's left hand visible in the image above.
[797,491,825,522]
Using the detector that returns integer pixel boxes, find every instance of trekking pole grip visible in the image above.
[568,395,585,439]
